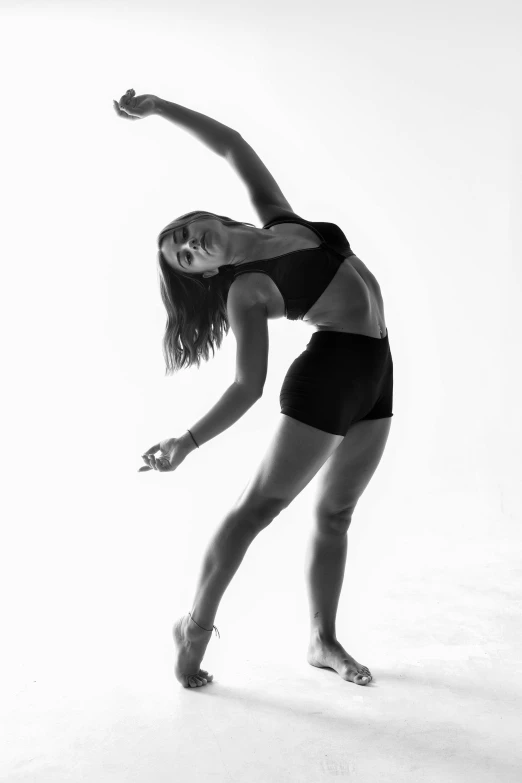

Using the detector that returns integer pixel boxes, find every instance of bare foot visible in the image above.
[307,636,372,685]
[172,614,215,688]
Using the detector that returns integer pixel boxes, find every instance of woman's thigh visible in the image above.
[312,415,393,527]
[234,413,344,519]
[235,331,394,521]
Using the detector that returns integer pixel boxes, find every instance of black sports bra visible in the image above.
[231,211,355,320]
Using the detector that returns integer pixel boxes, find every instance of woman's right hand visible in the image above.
[139,436,190,473]
[113,88,158,121]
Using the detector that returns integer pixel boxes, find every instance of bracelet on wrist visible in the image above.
[187,429,199,449]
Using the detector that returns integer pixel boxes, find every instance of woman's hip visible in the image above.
[279,330,393,436]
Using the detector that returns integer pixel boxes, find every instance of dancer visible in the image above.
[114,89,394,688]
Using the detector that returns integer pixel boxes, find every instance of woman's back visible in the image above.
[230,211,387,338]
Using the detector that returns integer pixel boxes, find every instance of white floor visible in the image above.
[3,488,521,783]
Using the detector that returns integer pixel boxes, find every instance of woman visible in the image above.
[114,89,394,689]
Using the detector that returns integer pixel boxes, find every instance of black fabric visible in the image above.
[279,330,393,436]
[232,212,355,320]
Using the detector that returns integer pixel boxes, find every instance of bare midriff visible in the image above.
[233,222,388,338]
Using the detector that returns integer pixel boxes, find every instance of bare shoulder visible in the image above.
[227,272,269,308]
[259,205,299,227]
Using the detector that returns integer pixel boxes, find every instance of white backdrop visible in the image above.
[1,0,520,757]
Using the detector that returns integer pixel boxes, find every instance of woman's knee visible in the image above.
[234,493,287,530]
[314,506,355,536]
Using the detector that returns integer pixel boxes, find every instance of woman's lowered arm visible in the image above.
[177,288,269,454]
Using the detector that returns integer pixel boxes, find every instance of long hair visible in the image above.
[156,210,256,375]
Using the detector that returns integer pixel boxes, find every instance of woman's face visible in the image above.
[160,217,231,278]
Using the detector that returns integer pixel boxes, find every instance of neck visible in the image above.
[230,224,279,266]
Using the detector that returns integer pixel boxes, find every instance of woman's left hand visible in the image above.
[114,88,157,120]
[139,437,189,473]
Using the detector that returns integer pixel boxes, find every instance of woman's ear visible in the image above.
[202,269,219,278]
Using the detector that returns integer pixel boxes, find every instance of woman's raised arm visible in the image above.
[114,88,239,157]
[154,96,240,157]
[114,89,293,222]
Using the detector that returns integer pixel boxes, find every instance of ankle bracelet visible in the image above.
[188,611,220,638]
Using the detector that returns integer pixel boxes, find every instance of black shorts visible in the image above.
[280,329,394,436]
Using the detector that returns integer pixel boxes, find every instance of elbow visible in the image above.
[235,381,263,401]
[224,129,243,156]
